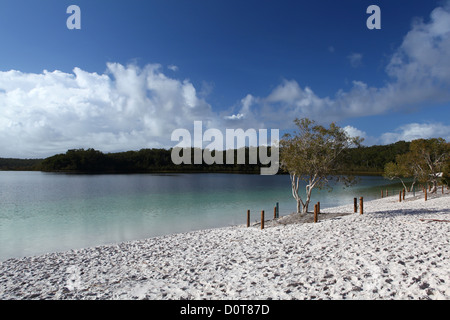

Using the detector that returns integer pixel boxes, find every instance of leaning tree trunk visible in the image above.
[290,173,305,215]
[431,180,438,193]
[409,179,417,193]
[303,183,314,214]
[399,178,408,193]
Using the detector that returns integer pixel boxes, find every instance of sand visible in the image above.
[0,191,449,300]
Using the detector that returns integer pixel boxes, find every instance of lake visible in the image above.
[0,171,401,261]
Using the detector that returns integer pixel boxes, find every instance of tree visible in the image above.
[383,138,449,193]
[280,118,363,214]
[443,158,450,186]
[383,153,418,192]
[409,138,449,193]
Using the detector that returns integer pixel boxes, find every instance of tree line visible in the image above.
[0,138,447,181]
[34,148,266,174]
[0,158,43,171]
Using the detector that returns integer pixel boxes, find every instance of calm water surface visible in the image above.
[0,171,400,260]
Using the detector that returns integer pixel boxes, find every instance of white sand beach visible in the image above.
[0,191,449,300]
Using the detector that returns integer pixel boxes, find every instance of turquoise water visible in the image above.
[0,172,400,260]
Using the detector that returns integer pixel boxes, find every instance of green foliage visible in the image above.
[443,158,450,186]
[280,118,362,213]
[280,118,363,186]
[383,153,417,191]
[37,147,267,173]
[382,138,449,192]
[39,149,110,172]
[0,158,43,171]
[408,138,449,191]
[341,140,411,174]
[384,153,414,180]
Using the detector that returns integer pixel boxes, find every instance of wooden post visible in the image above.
[353,198,357,213]
[359,197,363,215]
[402,188,405,200]
[317,202,320,214]
[274,206,277,219]
[381,189,383,198]
[425,189,427,201]
[276,202,279,218]
[261,210,264,230]
[247,210,250,228]
[314,204,318,223]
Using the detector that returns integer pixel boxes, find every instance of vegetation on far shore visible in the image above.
[1,139,413,175]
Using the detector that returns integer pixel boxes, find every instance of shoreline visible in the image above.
[0,191,449,300]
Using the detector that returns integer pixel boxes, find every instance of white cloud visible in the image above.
[222,94,265,129]
[241,2,450,128]
[0,63,267,158]
[343,125,383,146]
[386,5,450,90]
[380,123,450,144]
[347,53,363,68]
[343,125,366,139]
[0,63,216,158]
[341,122,450,146]
[2,3,450,157]
[224,113,244,120]
[167,65,178,72]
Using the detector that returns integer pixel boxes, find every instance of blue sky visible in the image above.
[0,0,449,157]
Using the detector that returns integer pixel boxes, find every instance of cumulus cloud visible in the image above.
[0,63,268,158]
[0,63,217,157]
[343,125,385,146]
[343,125,367,140]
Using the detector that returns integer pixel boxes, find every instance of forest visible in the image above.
[1,140,412,174]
